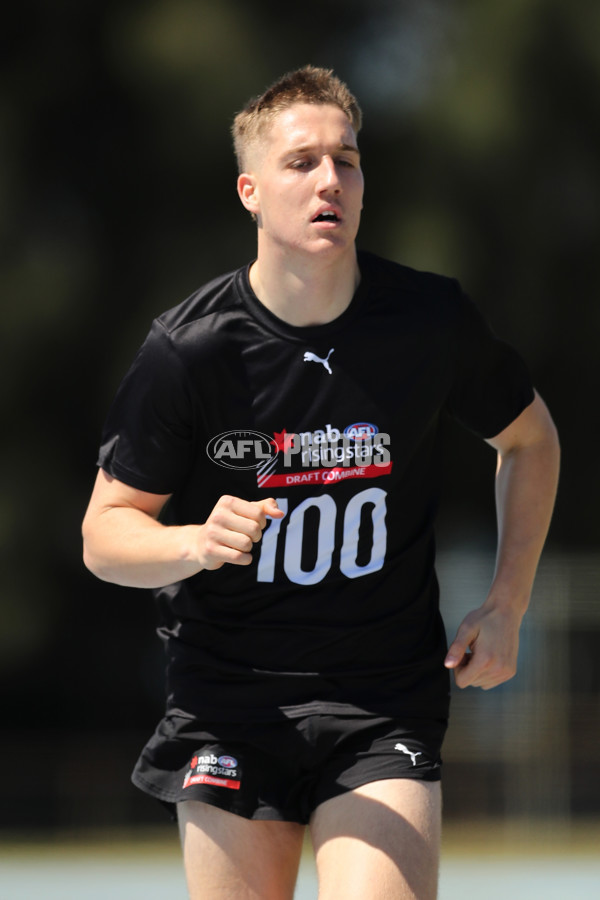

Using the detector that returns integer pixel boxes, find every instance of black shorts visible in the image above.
[132,711,447,825]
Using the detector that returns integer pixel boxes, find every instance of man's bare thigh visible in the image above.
[177,800,305,900]
[310,779,442,900]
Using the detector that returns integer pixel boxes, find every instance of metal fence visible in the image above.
[439,549,600,823]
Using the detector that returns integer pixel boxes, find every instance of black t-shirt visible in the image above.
[98,251,534,722]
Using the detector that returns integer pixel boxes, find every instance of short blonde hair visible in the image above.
[232,65,362,173]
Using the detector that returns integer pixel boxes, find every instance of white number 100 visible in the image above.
[257,487,388,585]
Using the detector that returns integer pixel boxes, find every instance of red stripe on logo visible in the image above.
[185,774,241,790]
[258,462,393,488]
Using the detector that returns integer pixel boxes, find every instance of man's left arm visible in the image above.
[445,390,560,690]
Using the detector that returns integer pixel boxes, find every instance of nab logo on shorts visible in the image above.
[183,751,241,791]
[206,430,276,470]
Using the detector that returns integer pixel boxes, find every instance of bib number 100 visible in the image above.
[256,487,388,585]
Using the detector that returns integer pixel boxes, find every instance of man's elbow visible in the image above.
[82,540,106,581]
[81,520,112,582]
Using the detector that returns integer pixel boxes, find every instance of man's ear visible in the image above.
[237,173,259,216]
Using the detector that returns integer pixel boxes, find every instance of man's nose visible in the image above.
[316,156,341,193]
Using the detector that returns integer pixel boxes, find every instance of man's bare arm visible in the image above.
[82,469,282,589]
[445,390,560,689]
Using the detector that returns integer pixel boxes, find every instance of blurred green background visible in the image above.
[1,0,598,838]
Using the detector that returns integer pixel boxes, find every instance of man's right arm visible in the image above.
[82,468,282,589]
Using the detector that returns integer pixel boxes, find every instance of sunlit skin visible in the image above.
[238,103,364,256]
[237,103,365,325]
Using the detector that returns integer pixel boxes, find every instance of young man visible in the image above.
[82,66,559,899]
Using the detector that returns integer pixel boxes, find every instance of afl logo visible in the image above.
[207,430,275,470]
[344,422,379,441]
[218,755,238,769]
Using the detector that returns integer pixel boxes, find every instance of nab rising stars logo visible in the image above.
[256,422,392,489]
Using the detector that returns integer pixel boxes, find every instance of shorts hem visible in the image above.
[131,770,302,824]
[314,767,441,814]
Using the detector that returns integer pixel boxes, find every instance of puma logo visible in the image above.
[394,743,423,767]
[303,348,334,375]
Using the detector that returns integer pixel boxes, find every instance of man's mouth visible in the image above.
[312,211,340,223]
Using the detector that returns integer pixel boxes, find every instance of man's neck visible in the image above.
[248,246,360,328]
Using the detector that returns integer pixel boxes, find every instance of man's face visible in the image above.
[238,103,364,258]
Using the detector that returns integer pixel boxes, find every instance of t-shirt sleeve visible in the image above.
[445,285,535,439]
[97,320,195,494]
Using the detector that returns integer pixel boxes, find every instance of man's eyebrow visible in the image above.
[282,142,361,158]
[339,143,361,156]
